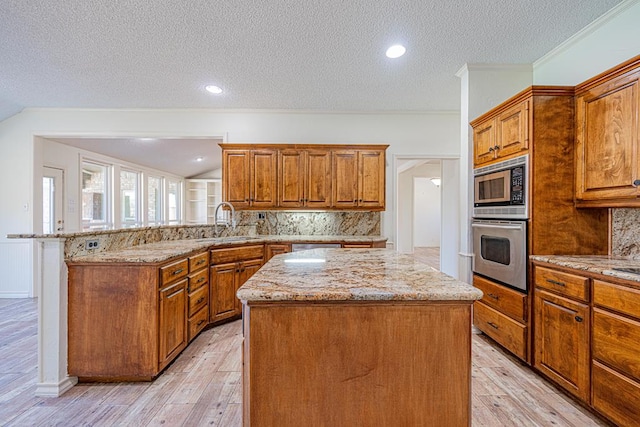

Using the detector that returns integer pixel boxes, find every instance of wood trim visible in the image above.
[220,143,390,151]
[575,54,640,95]
[470,86,574,126]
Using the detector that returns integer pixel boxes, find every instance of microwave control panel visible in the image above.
[510,166,524,205]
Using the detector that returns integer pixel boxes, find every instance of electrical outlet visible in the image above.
[258,212,266,220]
[86,239,100,250]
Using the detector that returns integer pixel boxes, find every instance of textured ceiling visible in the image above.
[0,0,622,121]
[0,0,623,177]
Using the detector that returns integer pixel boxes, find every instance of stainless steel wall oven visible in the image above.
[471,219,527,292]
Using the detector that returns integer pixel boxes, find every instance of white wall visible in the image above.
[414,177,441,247]
[534,0,640,86]
[0,108,460,296]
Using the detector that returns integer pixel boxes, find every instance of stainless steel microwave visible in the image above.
[473,155,528,219]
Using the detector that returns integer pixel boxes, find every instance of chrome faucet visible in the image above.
[214,201,236,236]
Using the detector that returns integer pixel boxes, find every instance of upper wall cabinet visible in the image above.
[472,98,530,167]
[221,144,388,211]
[574,55,640,207]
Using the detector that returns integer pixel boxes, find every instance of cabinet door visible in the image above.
[332,150,359,208]
[278,150,305,208]
[210,262,240,322]
[473,119,496,166]
[497,100,529,158]
[223,150,250,208]
[534,289,590,402]
[159,279,188,368]
[250,150,278,207]
[266,243,292,261]
[236,259,263,312]
[358,150,385,208]
[575,70,640,203]
[305,150,332,208]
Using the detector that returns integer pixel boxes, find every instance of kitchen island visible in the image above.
[237,248,483,427]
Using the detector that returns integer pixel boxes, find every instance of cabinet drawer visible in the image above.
[160,259,189,285]
[473,301,527,360]
[592,361,640,427]
[188,268,208,292]
[211,245,264,264]
[473,275,527,322]
[189,252,209,272]
[593,280,640,320]
[188,305,209,342]
[534,266,589,302]
[188,284,208,317]
[593,308,640,382]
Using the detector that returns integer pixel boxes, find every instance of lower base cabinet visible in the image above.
[532,261,640,427]
[159,279,188,369]
[533,289,590,402]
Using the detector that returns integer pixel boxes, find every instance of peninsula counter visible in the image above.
[237,248,482,426]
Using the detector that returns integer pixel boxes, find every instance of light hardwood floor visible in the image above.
[1,297,607,426]
[413,246,440,270]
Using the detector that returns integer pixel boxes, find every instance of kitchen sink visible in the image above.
[612,267,640,275]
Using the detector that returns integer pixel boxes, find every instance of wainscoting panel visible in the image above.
[0,240,33,297]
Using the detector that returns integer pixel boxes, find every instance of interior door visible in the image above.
[42,166,64,233]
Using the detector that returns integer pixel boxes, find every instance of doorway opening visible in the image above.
[42,166,64,234]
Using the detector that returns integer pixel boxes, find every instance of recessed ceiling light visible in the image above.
[205,85,223,94]
[195,156,204,162]
[386,44,406,59]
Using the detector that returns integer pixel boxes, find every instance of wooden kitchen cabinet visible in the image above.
[574,55,640,207]
[249,149,277,207]
[332,149,385,209]
[472,274,528,361]
[472,98,529,167]
[533,264,590,403]
[210,245,264,323]
[265,243,292,260]
[222,149,251,208]
[158,278,188,369]
[221,144,387,211]
[591,279,640,426]
[278,149,331,208]
[68,255,197,381]
[221,148,277,208]
[187,251,210,341]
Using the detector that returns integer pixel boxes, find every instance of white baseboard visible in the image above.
[35,376,78,397]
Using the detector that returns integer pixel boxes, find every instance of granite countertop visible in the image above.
[237,248,483,302]
[530,254,640,283]
[66,235,387,263]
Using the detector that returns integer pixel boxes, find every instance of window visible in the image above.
[120,169,140,228]
[167,179,181,225]
[82,161,111,230]
[148,175,163,225]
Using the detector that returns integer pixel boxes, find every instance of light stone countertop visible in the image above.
[66,235,387,264]
[530,254,640,283]
[237,248,483,302]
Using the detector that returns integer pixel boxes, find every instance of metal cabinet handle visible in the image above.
[196,297,205,304]
[488,147,494,152]
[172,268,184,275]
[197,319,206,326]
[633,179,640,187]
[575,316,583,323]
[487,293,499,300]
[494,145,500,150]
[546,279,566,287]
[487,322,499,329]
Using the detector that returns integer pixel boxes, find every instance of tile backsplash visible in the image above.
[611,208,640,258]
[62,211,380,258]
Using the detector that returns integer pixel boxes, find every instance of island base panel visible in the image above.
[243,302,472,427]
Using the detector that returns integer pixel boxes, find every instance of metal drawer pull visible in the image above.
[546,279,565,287]
[197,319,206,326]
[196,259,205,265]
[196,297,205,304]
[197,277,205,283]
[172,268,184,275]
[575,316,583,323]
[487,293,500,300]
[487,322,499,329]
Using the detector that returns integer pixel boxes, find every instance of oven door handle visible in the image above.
[471,223,523,231]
